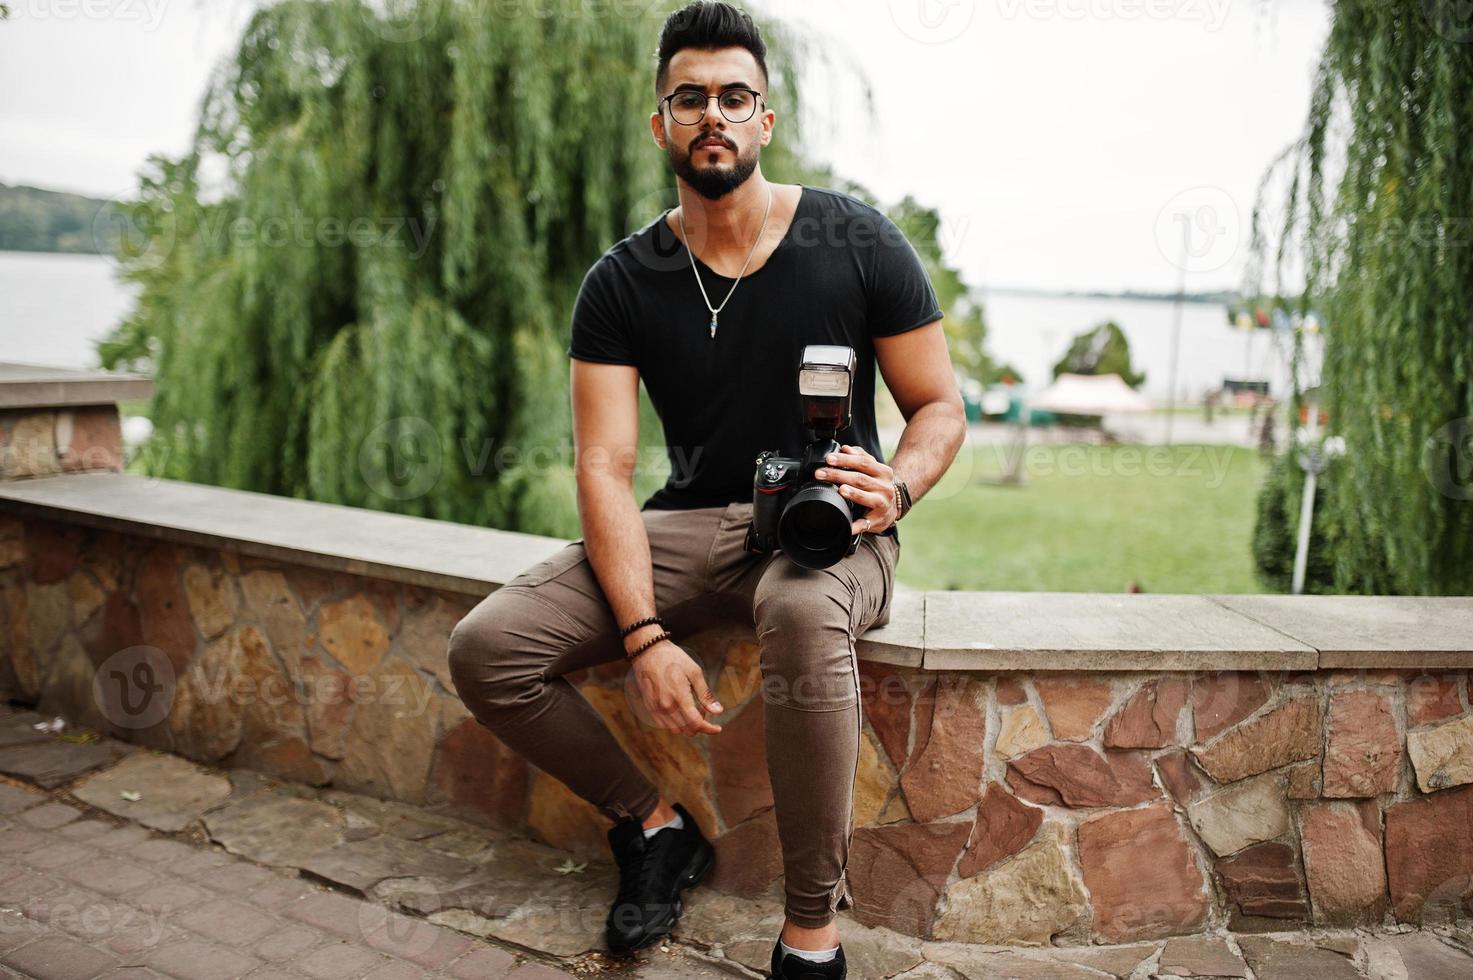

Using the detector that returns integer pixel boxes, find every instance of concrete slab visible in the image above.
[1212,595,1473,667]
[0,361,153,408]
[856,585,924,667]
[0,471,570,596]
[924,591,1318,671]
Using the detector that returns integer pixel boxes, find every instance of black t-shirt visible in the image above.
[567,183,943,541]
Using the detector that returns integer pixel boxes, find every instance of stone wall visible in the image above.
[0,405,125,479]
[2,512,1472,947]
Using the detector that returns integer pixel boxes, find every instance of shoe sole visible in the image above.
[608,840,715,956]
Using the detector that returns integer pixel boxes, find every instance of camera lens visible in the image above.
[778,483,854,569]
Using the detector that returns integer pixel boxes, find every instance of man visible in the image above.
[447,3,965,977]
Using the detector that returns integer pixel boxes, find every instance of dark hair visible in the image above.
[654,1,769,102]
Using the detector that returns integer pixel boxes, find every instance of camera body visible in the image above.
[743,345,865,570]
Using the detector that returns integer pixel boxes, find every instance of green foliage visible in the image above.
[0,183,116,254]
[1051,320,1145,388]
[1250,450,1336,593]
[97,0,819,537]
[884,195,993,384]
[1247,0,1473,594]
[99,0,990,537]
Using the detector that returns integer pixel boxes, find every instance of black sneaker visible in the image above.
[604,802,714,954]
[770,938,848,979]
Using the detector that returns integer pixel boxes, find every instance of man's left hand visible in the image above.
[813,444,899,536]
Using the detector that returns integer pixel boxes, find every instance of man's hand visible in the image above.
[632,642,724,736]
[814,443,900,535]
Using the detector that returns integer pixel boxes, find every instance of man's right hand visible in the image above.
[631,642,724,736]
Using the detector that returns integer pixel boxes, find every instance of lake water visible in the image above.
[0,252,140,370]
[0,252,1298,402]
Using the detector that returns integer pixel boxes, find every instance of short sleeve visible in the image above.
[865,210,944,338]
[567,257,637,365]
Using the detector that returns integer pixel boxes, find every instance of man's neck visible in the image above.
[673,175,777,254]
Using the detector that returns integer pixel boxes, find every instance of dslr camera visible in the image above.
[743,344,867,570]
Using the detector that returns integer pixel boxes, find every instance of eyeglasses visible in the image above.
[657,87,765,125]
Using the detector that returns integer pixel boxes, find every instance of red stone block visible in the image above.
[956,783,1042,877]
[1077,802,1209,942]
[1385,783,1473,923]
[1006,743,1157,808]
[1300,800,1387,925]
[846,820,971,936]
[1192,671,1270,743]
[899,676,986,822]
[1322,690,1401,798]
[1104,678,1188,749]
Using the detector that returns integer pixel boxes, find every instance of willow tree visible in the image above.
[99,0,834,537]
[1247,0,1473,594]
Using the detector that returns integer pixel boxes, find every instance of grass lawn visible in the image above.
[892,441,1269,594]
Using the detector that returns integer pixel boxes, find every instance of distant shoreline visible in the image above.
[982,285,1237,306]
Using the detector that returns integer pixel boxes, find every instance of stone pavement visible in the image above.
[0,705,1471,980]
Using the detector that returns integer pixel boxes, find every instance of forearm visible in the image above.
[886,399,967,506]
[575,475,663,653]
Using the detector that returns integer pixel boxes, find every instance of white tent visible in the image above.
[1028,373,1152,416]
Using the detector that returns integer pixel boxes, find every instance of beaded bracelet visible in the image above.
[619,615,665,639]
[627,629,673,661]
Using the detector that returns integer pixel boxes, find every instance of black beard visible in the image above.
[670,140,758,200]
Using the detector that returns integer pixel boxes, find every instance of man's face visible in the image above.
[653,47,772,201]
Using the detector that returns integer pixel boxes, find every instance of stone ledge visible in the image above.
[3,471,1470,671]
[0,361,154,409]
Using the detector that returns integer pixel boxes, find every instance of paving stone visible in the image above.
[363,960,423,980]
[1236,935,1361,980]
[0,911,48,953]
[1385,932,1473,980]
[177,896,280,946]
[299,833,470,895]
[504,964,577,979]
[0,783,45,815]
[0,736,132,788]
[297,938,395,978]
[24,839,98,870]
[362,911,475,969]
[88,823,153,851]
[250,922,328,963]
[60,857,160,897]
[1159,934,1249,977]
[196,860,277,894]
[72,752,233,833]
[129,838,198,865]
[202,792,345,868]
[17,801,83,829]
[2,931,122,979]
[58,818,116,839]
[284,889,374,941]
[447,945,517,978]
[143,935,263,980]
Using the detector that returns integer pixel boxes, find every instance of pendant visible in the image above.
[709,314,718,339]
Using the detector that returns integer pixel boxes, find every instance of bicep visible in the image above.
[874,318,963,422]
[570,357,641,486]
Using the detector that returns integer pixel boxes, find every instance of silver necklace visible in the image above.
[676,184,774,339]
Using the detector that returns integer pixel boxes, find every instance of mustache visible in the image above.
[690,135,734,152]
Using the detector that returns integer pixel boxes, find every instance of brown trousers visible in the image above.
[446,499,899,928]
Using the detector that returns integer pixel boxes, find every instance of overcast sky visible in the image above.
[0,0,1330,294]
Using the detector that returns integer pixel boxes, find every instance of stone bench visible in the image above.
[3,470,1472,948]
